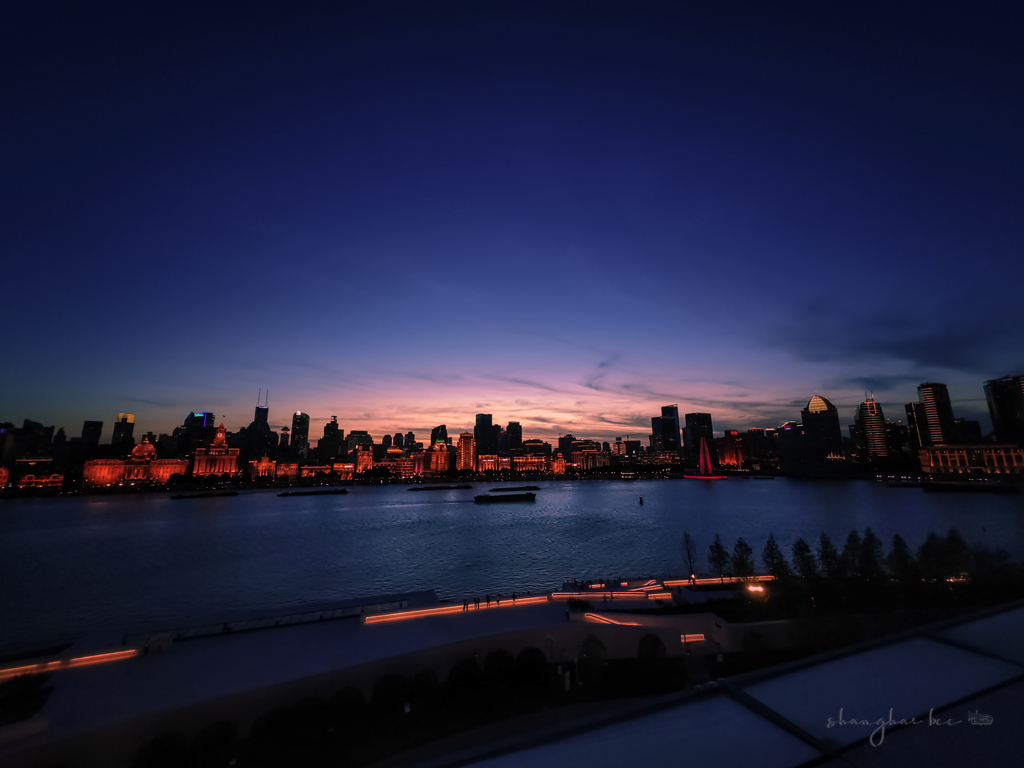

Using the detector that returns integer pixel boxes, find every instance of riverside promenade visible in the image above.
[0,576,729,768]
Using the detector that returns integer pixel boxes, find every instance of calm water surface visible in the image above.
[2,479,1022,649]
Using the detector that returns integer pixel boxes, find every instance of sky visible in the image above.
[3,1,1022,444]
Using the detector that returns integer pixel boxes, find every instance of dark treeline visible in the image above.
[124,637,680,768]
[689,528,1024,620]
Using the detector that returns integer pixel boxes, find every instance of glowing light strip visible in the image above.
[680,634,705,642]
[583,613,642,626]
[648,592,674,600]
[664,575,774,587]
[364,595,549,624]
[0,649,138,681]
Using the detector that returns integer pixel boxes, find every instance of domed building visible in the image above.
[800,394,846,462]
[83,436,188,487]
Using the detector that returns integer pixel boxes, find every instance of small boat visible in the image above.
[408,484,473,491]
[277,488,349,497]
[489,486,540,492]
[474,493,536,503]
[170,491,239,500]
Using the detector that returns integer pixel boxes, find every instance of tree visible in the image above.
[818,533,839,578]
[886,534,916,581]
[860,527,885,581]
[681,531,699,583]
[791,538,818,581]
[840,531,863,579]
[708,534,730,583]
[731,537,754,579]
[762,533,790,579]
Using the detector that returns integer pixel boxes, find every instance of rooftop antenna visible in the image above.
[258,388,261,405]
[266,389,269,407]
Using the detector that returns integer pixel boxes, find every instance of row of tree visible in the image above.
[681,528,1011,584]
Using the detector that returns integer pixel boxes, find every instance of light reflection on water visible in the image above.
[1,479,1022,648]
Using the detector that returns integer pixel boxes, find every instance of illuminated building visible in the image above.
[300,465,332,478]
[110,413,135,447]
[354,445,374,474]
[0,467,8,487]
[123,437,188,484]
[430,425,448,445]
[276,462,299,481]
[550,456,567,474]
[985,375,1024,446]
[427,442,449,473]
[854,398,889,460]
[904,402,927,450]
[574,452,611,470]
[332,463,355,480]
[382,434,392,448]
[557,434,575,461]
[192,425,241,477]
[456,432,476,471]
[637,451,681,466]
[291,412,310,457]
[404,431,416,450]
[916,383,956,445]
[18,474,62,489]
[477,454,500,472]
[82,459,125,487]
[717,430,746,467]
[919,445,1024,475]
[513,455,548,472]
[82,421,103,450]
[248,457,276,479]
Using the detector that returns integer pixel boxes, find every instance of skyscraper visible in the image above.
[110,413,135,447]
[801,395,845,460]
[430,425,448,445]
[854,397,889,460]
[404,431,416,450]
[985,374,1024,446]
[660,405,681,452]
[320,416,344,460]
[291,412,310,457]
[475,414,495,456]
[904,402,927,450]
[683,413,715,465]
[82,421,103,450]
[456,432,476,471]
[507,421,523,452]
[917,383,956,446]
[393,432,404,449]
[382,434,392,449]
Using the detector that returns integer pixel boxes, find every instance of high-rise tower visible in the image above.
[917,383,956,446]
[111,413,135,447]
[985,375,1024,446]
[854,397,889,460]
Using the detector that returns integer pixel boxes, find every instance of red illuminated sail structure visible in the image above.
[684,437,727,480]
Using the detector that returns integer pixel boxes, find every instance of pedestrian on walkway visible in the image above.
[463,598,469,611]
[486,594,491,607]
[603,593,607,603]
[496,593,501,606]
[512,592,517,604]
[475,597,480,609]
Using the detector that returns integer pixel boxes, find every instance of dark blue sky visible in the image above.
[3,1,1022,442]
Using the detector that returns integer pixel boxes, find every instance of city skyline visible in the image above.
[4,373,1015,449]
[4,3,1021,446]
